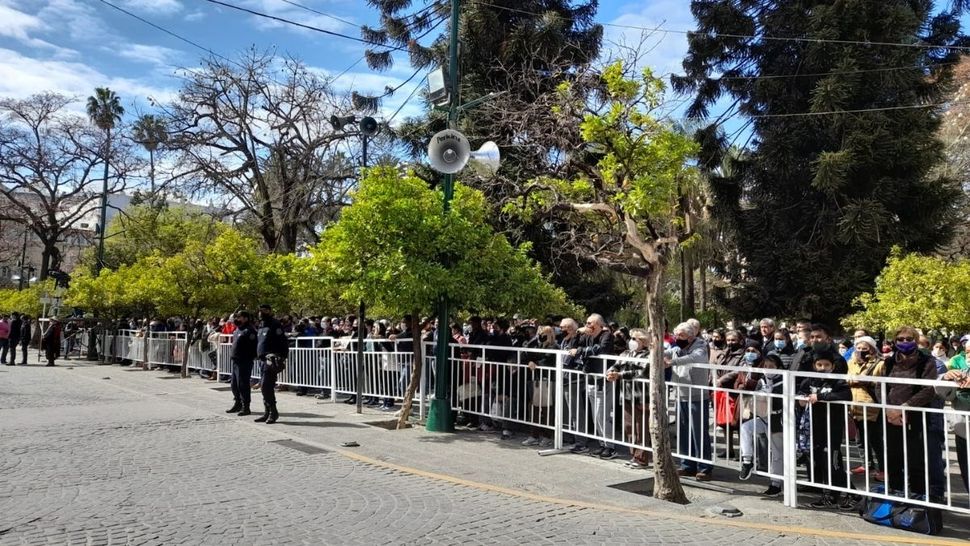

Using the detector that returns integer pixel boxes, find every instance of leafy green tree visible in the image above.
[508,62,698,503]
[92,205,226,271]
[0,280,55,317]
[672,1,967,325]
[86,87,125,274]
[843,249,970,334]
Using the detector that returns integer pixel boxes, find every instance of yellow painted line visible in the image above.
[336,449,967,546]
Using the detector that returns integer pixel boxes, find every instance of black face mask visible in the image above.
[713,339,726,349]
[234,319,242,326]
[726,342,741,351]
[856,350,869,360]
[675,338,690,349]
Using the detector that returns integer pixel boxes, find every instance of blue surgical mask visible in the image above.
[744,352,759,363]
[773,340,785,350]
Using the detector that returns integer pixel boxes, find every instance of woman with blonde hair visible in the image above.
[606,328,652,468]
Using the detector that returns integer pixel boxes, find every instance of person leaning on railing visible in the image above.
[845,336,885,481]
[567,314,617,459]
[666,321,714,481]
[606,328,652,469]
[521,325,557,448]
[880,325,944,501]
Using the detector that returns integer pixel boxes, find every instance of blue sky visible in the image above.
[0,0,697,122]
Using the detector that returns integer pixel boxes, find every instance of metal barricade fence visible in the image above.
[146,331,186,368]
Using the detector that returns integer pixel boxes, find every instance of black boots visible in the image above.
[237,405,251,416]
[254,405,270,423]
[226,402,242,413]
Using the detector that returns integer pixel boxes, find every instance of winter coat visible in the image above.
[845,354,884,421]
[797,374,851,448]
[607,349,650,404]
[668,337,711,401]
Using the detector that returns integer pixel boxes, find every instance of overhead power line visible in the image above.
[201,0,408,51]
[476,1,970,52]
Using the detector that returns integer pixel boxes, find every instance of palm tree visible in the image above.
[86,87,124,275]
[132,114,167,196]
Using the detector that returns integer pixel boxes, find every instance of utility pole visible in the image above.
[426,0,461,432]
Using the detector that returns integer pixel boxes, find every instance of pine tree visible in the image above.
[672,0,968,324]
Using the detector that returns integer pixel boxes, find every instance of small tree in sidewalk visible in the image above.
[307,166,578,428]
[506,62,699,503]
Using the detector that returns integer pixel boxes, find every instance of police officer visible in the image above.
[255,304,289,424]
[226,311,257,416]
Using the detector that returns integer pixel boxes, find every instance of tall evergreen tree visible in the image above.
[672,0,968,324]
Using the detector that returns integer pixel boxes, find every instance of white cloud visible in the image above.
[117,44,183,67]
[239,0,355,36]
[0,4,45,42]
[37,0,110,43]
[120,0,183,15]
[0,48,176,108]
[605,1,694,78]
[184,9,205,22]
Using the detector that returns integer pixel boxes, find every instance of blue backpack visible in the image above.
[860,485,943,535]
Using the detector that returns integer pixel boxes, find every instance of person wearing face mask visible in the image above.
[606,329,652,468]
[738,354,786,497]
[665,322,714,480]
[226,311,257,416]
[845,336,885,483]
[880,325,942,500]
[947,336,970,372]
[715,338,760,460]
[567,314,617,458]
[708,329,727,364]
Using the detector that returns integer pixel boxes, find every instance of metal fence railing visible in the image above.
[100,330,970,517]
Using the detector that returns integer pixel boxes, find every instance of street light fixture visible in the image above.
[330,114,378,415]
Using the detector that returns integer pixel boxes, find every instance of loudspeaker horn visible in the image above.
[359,116,379,137]
[330,114,356,132]
[468,141,500,175]
[427,129,470,174]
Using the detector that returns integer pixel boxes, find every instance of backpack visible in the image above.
[860,485,943,535]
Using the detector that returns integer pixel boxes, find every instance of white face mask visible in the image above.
[932,348,946,358]
[628,339,639,352]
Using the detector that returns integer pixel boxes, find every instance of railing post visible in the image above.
[782,369,798,507]
[419,344,427,421]
[554,352,564,450]
[329,344,337,403]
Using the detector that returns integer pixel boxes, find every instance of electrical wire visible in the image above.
[200,0,408,51]
[387,75,428,125]
[475,0,970,52]
[276,0,358,28]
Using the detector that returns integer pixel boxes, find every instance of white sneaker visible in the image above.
[538,437,552,447]
[478,423,495,432]
[521,436,540,446]
[501,430,513,440]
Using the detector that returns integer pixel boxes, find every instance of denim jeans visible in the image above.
[585,383,615,449]
[678,399,713,474]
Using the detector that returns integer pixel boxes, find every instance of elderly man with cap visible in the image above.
[254,304,289,424]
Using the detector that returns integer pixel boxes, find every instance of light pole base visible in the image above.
[425,399,454,432]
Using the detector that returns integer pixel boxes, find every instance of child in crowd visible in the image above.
[797,349,851,509]
[738,353,785,497]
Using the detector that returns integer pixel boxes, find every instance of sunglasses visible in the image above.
[895,336,915,343]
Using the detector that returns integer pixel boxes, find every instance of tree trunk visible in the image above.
[397,310,423,429]
[181,327,193,378]
[684,257,695,317]
[699,266,707,312]
[645,265,689,504]
[679,251,686,322]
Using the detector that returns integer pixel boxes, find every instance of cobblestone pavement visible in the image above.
[0,362,961,545]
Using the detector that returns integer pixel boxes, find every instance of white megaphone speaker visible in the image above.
[428,129,501,174]
[468,140,500,175]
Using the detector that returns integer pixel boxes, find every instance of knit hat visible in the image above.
[744,339,762,352]
[853,335,878,352]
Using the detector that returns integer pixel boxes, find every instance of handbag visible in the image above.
[713,390,737,426]
[532,379,554,407]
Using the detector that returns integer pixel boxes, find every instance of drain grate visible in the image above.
[269,439,329,454]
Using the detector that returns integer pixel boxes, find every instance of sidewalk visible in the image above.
[54,357,970,544]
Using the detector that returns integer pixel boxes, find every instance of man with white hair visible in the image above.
[566,314,617,458]
[758,318,776,355]
[665,321,714,480]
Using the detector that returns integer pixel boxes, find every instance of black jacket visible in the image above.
[9,318,22,343]
[20,320,30,344]
[797,373,851,447]
[231,323,257,362]
[257,318,289,359]
[607,349,650,403]
[568,329,614,373]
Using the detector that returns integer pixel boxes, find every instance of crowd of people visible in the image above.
[41,309,970,511]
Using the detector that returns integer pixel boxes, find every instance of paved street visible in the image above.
[0,359,966,545]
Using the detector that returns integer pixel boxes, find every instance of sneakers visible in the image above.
[569,444,589,454]
[739,461,754,481]
[521,436,540,446]
[695,472,712,482]
[838,495,860,512]
[624,459,648,469]
[589,446,606,457]
[478,423,495,432]
[599,448,618,460]
[762,485,782,497]
[501,430,513,440]
[538,437,552,448]
[809,494,840,509]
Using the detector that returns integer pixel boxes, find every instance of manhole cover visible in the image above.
[269,439,329,454]
[363,419,412,430]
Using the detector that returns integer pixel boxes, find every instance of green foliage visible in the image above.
[843,249,970,334]
[675,1,967,325]
[0,281,56,317]
[89,205,226,272]
[309,166,579,319]
[67,229,290,318]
